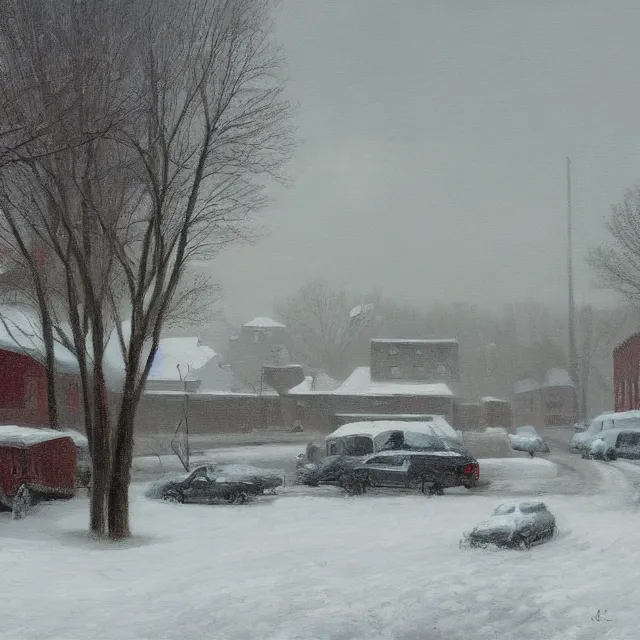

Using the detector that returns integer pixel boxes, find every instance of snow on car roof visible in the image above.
[327,419,454,440]
[495,500,547,513]
[0,425,73,447]
[364,450,462,459]
[243,317,285,329]
[334,367,453,397]
[371,338,458,345]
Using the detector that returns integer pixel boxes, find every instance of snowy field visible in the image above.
[1,456,640,640]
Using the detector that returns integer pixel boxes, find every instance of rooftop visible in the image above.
[243,317,285,329]
[334,367,454,397]
[0,425,74,448]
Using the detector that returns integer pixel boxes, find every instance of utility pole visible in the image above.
[567,157,579,393]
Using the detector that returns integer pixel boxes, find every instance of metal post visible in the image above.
[567,157,579,394]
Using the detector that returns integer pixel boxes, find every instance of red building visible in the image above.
[0,348,80,428]
[613,334,640,412]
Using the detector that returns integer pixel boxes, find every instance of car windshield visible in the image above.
[376,430,448,452]
[493,504,516,516]
[519,503,547,514]
[341,436,374,456]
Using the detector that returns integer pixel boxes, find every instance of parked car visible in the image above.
[0,425,77,518]
[582,428,640,461]
[323,419,464,458]
[509,426,550,457]
[145,464,283,504]
[571,410,640,453]
[298,441,479,495]
[464,501,556,549]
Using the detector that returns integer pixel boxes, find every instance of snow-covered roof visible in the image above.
[0,306,78,373]
[0,425,73,447]
[481,396,506,404]
[334,367,453,397]
[371,338,458,346]
[514,378,540,394]
[288,373,340,394]
[243,317,285,329]
[543,368,574,388]
[148,337,216,381]
[327,418,457,441]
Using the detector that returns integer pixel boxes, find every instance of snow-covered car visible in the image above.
[582,428,640,461]
[464,501,556,549]
[508,426,550,457]
[571,410,640,453]
[145,464,283,504]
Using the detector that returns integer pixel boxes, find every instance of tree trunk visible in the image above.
[89,461,107,536]
[108,396,135,539]
[40,311,59,430]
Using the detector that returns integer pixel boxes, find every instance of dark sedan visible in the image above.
[145,464,283,504]
[298,449,479,495]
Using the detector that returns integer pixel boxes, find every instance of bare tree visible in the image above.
[275,281,371,379]
[0,0,292,539]
[590,187,640,299]
[576,304,629,419]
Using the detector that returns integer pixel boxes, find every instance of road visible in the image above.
[133,425,640,505]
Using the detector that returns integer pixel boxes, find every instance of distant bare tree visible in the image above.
[576,304,629,419]
[590,188,640,300]
[275,281,372,379]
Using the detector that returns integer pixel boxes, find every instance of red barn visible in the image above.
[0,348,81,428]
[0,426,76,507]
[613,334,640,412]
[0,308,82,429]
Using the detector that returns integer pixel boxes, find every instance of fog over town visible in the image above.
[3,2,640,640]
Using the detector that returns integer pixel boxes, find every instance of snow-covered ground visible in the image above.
[1,455,639,640]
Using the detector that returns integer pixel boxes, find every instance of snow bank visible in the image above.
[1,470,640,640]
[480,457,558,482]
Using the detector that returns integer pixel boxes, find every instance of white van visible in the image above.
[571,410,640,452]
[324,418,463,457]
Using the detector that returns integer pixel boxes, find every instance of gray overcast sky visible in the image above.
[214,0,639,323]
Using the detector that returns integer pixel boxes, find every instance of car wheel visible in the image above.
[229,491,248,504]
[163,490,184,504]
[340,474,363,495]
[514,534,531,550]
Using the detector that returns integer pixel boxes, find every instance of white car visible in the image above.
[509,426,549,456]
[583,428,640,461]
[570,411,640,452]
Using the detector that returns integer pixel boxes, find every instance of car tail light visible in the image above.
[463,463,480,479]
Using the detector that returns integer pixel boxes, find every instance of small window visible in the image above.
[328,441,338,455]
[390,366,402,379]
[366,455,404,466]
